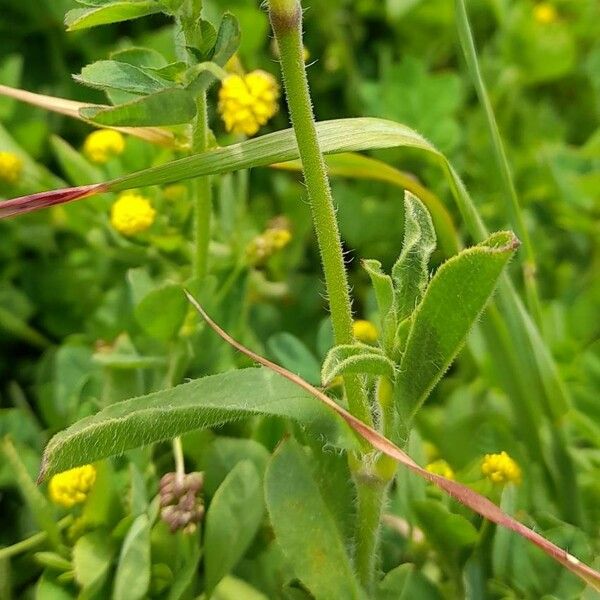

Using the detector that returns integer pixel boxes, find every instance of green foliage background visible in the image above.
[0,0,598,598]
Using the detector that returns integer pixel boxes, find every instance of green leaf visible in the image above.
[264,439,365,600]
[362,259,396,351]
[211,576,269,600]
[413,500,479,556]
[396,231,519,421]
[134,284,187,341]
[186,13,241,94]
[73,530,114,595]
[65,2,162,31]
[202,437,269,496]
[377,564,443,600]
[74,60,169,95]
[392,192,437,322]
[39,368,355,479]
[267,332,321,385]
[113,514,151,600]
[110,47,168,69]
[321,344,395,384]
[80,89,196,127]
[204,461,264,596]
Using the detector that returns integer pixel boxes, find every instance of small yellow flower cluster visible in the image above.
[83,129,125,164]
[110,192,156,236]
[426,459,455,480]
[533,3,557,24]
[481,451,521,484]
[352,320,378,345]
[0,151,23,185]
[246,224,292,265]
[49,464,96,508]
[218,70,279,136]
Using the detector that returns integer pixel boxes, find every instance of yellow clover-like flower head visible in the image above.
[481,451,522,485]
[425,459,455,480]
[83,129,125,164]
[218,70,279,137]
[533,3,557,24]
[245,224,292,265]
[352,319,378,345]
[110,192,156,236]
[0,151,23,185]
[49,464,96,508]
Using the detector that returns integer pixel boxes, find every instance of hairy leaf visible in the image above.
[321,344,395,385]
[396,231,519,421]
[39,368,356,480]
[392,192,437,321]
[362,259,396,352]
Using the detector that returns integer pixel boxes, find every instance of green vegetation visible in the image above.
[0,0,599,598]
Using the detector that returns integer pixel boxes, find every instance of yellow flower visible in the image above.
[0,151,23,185]
[49,465,96,508]
[246,225,292,265]
[533,3,557,24]
[218,70,279,136]
[162,183,187,202]
[110,192,156,236]
[83,129,125,164]
[481,451,522,485]
[426,459,455,480]
[352,320,378,344]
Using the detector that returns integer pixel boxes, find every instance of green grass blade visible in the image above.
[455,0,543,325]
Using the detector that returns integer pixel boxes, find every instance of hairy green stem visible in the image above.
[354,477,387,594]
[455,0,543,326]
[268,0,380,590]
[267,0,371,426]
[192,92,212,280]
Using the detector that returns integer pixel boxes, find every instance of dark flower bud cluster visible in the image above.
[159,472,205,534]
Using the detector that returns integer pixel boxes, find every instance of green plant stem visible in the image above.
[268,0,371,426]
[192,92,212,280]
[455,0,543,327]
[354,477,387,594]
[0,517,72,561]
[268,1,379,590]
[172,436,185,486]
[1,437,62,552]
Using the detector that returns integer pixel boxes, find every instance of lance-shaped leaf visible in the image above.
[204,461,264,596]
[65,2,162,31]
[362,259,396,352]
[321,344,395,385]
[392,192,437,322]
[80,89,196,127]
[38,367,357,481]
[74,60,170,96]
[396,231,519,421]
[265,439,365,600]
